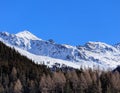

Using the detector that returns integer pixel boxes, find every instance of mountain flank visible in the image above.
[0,41,120,93]
[0,31,120,69]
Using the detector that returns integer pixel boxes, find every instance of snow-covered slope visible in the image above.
[0,31,120,70]
[16,30,41,40]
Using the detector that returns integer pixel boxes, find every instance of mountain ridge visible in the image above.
[0,31,120,70]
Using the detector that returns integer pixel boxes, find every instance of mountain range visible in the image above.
[0,30,120,70]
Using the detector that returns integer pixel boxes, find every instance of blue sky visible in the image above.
[0,0,120,45]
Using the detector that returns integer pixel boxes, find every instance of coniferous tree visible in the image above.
[13,79,23,93]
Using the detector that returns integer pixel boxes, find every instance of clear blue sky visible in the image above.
[0,0,120,45]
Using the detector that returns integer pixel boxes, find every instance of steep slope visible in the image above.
[0,31,120,69]
[0,41,52,93]
[0,41,50,75]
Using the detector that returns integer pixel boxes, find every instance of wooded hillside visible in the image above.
[0,41,120,93]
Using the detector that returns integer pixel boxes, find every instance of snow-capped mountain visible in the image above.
[0,30,120,70]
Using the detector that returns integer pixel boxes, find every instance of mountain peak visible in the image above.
[16,30,41,40]
[0,32,10,36]
[84,41,118,53]
[85,41,112,48]
[18,30,31,34]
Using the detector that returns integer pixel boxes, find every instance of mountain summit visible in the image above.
[16,30,41,40]
[0,31,120,70]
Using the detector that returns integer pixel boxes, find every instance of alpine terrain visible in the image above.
[0,30,120,70]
